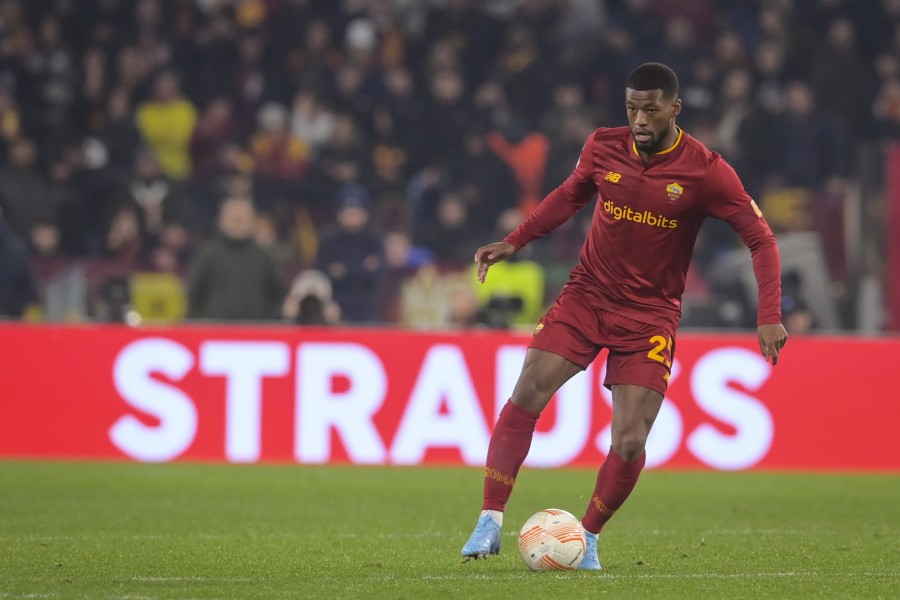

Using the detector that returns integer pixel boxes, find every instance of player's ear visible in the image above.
[671,98,682,117]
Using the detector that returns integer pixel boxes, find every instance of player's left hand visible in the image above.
[757,323,788,365]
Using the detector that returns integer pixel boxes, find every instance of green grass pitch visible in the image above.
[0,462,897,599]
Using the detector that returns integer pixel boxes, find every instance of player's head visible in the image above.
[624,62,682,154]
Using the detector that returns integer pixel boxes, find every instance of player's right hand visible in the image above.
[474,242,516,283]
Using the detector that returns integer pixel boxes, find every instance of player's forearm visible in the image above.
[740,221,782,325]
[503,176,595,251]
[751,241,782,325]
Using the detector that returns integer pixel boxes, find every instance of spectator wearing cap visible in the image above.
[315,184,384,323]
[282,269,341,325]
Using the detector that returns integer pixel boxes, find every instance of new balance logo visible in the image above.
[604,171,622,183]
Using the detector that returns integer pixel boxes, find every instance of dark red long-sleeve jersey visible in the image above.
[504,126,782,332]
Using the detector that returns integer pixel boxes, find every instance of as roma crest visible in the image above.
[666,182,683,203]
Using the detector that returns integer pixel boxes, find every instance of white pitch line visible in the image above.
[419,571,899,581]
[601,571,898,580]
[603,572,802,580]
[337,531,447,539]
[697,529,837,536]
[129,577,255,583]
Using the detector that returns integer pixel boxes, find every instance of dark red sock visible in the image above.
[482,401,539,511]
[581,448,646,534]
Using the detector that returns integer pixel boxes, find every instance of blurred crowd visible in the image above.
[0,0,898,331]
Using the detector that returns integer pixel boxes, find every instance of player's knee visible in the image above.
[612,436,646,462]
[510,379,555,414]
[510,391,548,414]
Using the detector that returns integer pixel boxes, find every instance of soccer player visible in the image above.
[460,63,788,569]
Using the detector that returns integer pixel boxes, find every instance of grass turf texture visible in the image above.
[0,463,897,599]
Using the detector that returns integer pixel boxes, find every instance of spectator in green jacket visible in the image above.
[186,196,284,321]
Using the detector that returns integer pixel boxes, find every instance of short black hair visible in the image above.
[625,63,679,98]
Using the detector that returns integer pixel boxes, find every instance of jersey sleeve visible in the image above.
[703,157,783,325]
[503,130,599,250]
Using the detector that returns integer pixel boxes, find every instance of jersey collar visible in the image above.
[631,127,683,161]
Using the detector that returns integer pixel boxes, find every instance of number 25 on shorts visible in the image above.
[647,335,673,367]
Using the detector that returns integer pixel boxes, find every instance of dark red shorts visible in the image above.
[529,289,675,395]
